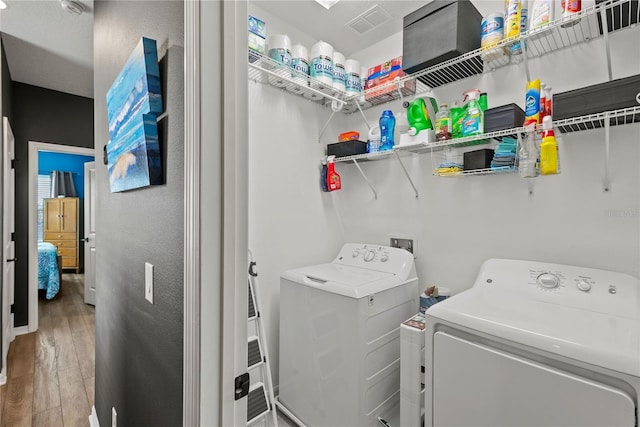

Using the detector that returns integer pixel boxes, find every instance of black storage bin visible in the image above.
[402,0,483,87]
[554,74,640,119]
[485,104,526,133]
[327,140,368,158]
[596,0,639,34]
[464,149,495,170]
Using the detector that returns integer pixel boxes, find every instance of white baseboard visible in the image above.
[0,367,6,385]
[12,326,30,337]
[89,406,100,427]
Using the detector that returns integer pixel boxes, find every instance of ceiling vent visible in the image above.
[346,4,392,35]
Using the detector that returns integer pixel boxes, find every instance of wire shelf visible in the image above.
[435,166,517,177]
[248,50,349,107]
[332,150,395,164]
[344,0,638,111]
[555,105,640,133]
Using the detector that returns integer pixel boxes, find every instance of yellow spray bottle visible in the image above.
[539,115,560,175]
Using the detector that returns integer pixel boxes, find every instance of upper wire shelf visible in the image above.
[248,0,638,114]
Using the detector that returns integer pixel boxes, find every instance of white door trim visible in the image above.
[27,141,94,332]
[183,0,201,425]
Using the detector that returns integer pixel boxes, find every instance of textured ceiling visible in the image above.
[254,0,429,57]
[0,0,94,98]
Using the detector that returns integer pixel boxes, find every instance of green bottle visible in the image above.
[450,101,465,139]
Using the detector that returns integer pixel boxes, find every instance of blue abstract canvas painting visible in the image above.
[106,37,163,192]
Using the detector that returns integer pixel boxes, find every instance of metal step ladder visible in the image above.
[247,251,278,427]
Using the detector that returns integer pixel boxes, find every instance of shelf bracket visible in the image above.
[394,78,405,105]
[520,33,531,82]
[600,4,613,81]
[355,100,372,131]
[318,109,338,144]
[393,151,419,199]
[603,112,611,192]
[352,159,378,200]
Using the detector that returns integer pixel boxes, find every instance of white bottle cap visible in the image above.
[542,115,553,130]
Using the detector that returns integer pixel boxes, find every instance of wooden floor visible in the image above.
[0,274,95,427]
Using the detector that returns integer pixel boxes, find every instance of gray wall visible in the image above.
[93,1,184,425]
[11,82,94,327]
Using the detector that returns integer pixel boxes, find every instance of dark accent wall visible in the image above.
[11,82,93,327]
[93,2,184,426]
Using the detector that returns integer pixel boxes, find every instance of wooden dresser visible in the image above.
[44,197,79,273]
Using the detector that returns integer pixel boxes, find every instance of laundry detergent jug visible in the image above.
[404,97,438,136]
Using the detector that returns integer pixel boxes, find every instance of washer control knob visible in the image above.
[364,250,375,262]
[352,249,360,258]
[577,279,592,292]
[380,254,389,262]
[537,273,560,289]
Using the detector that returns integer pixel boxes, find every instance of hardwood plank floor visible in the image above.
[1,274,94,427]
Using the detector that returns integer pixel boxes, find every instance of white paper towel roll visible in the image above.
[288,44,309,95]
[267,34,291,87]
[309,40,334,92]
[344,59,361,97]
[332,51,346,92]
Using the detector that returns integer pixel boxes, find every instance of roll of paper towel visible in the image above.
[344,59,361,97]
[332,51,346,92]
[288,44,309,95]
[267,34,291,87]
[309,40,334,92]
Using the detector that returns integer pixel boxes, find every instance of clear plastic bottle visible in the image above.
[518,123,538,178]
[379,110,396,151]
[435,104,452,141]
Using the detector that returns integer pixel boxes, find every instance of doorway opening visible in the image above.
[28,141,94,332]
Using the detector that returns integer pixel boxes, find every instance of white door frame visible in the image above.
[27,141,94,333]
[183,0,248,424]
[1,116,15,385]
[83,161,96,306]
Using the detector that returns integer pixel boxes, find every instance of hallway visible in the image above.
[1,274,95,427]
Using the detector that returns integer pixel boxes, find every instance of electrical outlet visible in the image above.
[112,407,117,427]
[145,262,154,304]
[390,237,415,256]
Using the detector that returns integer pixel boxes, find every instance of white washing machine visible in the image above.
[279,243,419,426]
[424,258,640,427]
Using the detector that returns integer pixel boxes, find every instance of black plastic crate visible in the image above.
[554,74,640,120]
[402,0,483,86]
[485,104,526,133]
[464,149,495,170]
[327,140,368,158]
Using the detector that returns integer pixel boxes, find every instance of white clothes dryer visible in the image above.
[279,243,419,426]
[424,258,640,427]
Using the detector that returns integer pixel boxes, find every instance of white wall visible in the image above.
[248,0,640,389]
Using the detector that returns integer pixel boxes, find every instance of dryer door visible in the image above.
[431,332,635,426]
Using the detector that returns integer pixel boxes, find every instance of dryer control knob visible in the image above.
[380,254,389,262]
[364,250,375,262]
[577,279,592,292]
[537,273,560,289]
[352,250,360,258]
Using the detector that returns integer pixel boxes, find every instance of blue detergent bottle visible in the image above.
[379,110,396,151]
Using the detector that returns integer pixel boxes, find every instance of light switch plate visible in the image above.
[145,262,154,304]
